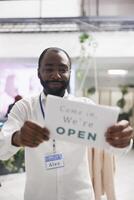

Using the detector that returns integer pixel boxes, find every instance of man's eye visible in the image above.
[59,68,68,73]
[43,67,69,74]
[45,68,54,73]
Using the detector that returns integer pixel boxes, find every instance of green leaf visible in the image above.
[117,98,126,108]
[79,33,89,43]
[87,87,96,95]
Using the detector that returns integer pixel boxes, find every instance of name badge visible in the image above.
[45,153,64,170]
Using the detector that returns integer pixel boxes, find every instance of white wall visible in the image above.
[0,0,81,18]
[99,0,134,16]
[87,0,134,16]
[0,32,80,58]
[1,31,134,59]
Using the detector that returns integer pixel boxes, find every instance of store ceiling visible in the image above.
[0,0,134,88]
[0,0,134,32]
[0,16,134,33]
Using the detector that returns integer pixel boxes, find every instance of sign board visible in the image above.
[45,95,120,149]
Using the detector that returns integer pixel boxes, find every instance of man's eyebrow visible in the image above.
[44,63,53,66]
[44,63,68,67]
[59,64,68,67]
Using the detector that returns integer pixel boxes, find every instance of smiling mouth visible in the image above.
[47,82,63,88]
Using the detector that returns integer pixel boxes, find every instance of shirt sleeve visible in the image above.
[107,138,133,156]
[0,131,20,160]
[0,99,28,160]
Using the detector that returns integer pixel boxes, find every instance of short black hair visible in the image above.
[38,47,71,69]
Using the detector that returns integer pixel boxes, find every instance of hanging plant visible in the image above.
[79,33,89,43]
[87,87,96,96]
[117,98,126,109]
[117,85,133,121]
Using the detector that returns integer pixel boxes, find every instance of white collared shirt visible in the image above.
[0,92,95,200]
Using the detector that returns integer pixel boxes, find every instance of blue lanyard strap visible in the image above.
[39,93,56,152]
[39,93,45,119]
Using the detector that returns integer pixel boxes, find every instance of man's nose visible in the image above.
[51,70,62,79]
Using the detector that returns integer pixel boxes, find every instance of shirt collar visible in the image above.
[40,90,69,103]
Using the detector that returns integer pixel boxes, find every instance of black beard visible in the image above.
[40,79,69,97]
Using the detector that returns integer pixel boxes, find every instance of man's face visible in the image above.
[38,49,71,96]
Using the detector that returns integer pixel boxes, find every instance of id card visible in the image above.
[45,153,64,170]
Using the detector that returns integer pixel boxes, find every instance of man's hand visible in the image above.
[105,120,134,148]
[12,121,50,148]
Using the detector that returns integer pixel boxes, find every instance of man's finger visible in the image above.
[107,120,130,133]
[106,126,133,138]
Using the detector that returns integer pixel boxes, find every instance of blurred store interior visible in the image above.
[0,1,134,200]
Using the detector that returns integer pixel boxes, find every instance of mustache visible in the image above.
[40,78,70,96]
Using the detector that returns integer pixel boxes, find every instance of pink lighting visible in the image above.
[0,64,42,117]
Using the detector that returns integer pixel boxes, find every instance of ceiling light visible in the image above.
[107,69,128,76]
